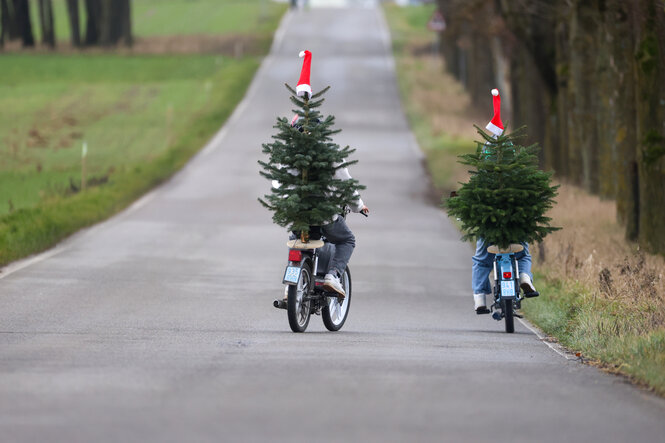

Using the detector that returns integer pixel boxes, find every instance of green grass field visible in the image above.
[34,0,285,42]
[0,54,232,215]
[0,0,286,265]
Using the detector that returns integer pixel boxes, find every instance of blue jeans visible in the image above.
[321,217,355,276]
[472,238,532,295]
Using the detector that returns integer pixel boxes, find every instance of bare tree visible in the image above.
[38,0,55,48]
[65,0,81,47]
[84,0,131,47]
[1,0,19,46]
[83,0,100,45]
[117,0,132,46]
[0,0,6,47]
[13,0,34,47]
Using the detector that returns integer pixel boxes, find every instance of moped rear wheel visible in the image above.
[287,262,312,333]
[322,267,351,331]
[503,298,515,333]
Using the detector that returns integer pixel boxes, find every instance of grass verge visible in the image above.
[0,58,258,266]
[523,273,665,395]
[382,2,665,395]
[0,1,287,267]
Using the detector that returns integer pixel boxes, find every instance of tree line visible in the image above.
[0,0,132,48]
[435,0,665,255]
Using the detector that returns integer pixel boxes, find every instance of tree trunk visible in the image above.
[2,0,19,42]
[554,9,570,179]
[603,0,638,239]
[38,0,55,48]
[509,43,548,163]
[97,0,114,46]
[0,0,6,47]
[595,2,616,199]
[83,0,132,47]
[498,0,556,166]
[118,0,132,47]
[467,30,496,105]
[567,0,601,190]
[633,0,665,253]
[84,0,100,45]
[13,0,34,47]
[65,0,80,47]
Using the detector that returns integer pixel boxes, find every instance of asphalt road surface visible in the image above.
[2,3,665,443]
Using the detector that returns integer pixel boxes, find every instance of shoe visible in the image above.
[474,293,490,314]
[323,273,345,298]
[519,273,539,298]
[283,285,288,302]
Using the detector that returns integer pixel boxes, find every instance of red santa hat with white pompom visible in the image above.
[486,88,504,137]
[296,50,312,98]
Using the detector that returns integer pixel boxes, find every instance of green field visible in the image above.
[0,54,232,215]
[0,0,286,265]
[33,0,284,42]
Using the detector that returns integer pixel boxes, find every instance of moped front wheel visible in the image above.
[503,298,515,333]
[287,262,312,333]
[322,267,351,331]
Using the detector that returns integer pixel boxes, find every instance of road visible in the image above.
[2,3,665,442]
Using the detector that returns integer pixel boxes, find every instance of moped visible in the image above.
[273,218,357,333]
[486,244,539,333]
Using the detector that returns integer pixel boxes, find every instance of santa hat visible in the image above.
[485,88,504,137]
[296,50,312,98]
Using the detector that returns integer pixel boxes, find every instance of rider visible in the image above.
[473,89,537,314]
[289,116,369,298]
[282,50,369,298]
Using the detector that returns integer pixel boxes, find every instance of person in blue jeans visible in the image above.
[471,88,538,313]
[472,239,538,313]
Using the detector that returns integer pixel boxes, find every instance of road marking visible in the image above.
[0,247,65,280]
[518,317,577,360]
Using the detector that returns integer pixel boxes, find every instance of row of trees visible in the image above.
[435,0,665,254]
[0,0,132,48]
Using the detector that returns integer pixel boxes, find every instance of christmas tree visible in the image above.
[258,83,364,238]
[446,125,560,249]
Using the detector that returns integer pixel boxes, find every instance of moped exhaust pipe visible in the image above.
[273,299,287,310]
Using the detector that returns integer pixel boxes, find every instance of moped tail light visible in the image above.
[288,250,302,262]
[503,272,512,279]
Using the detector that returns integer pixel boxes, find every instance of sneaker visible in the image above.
[323,273,345,298]
[474,293,490,314]
[519,273,539,298]
[283,285,289,302]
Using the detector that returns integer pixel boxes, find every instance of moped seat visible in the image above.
[286,239,325,250]
[487,244,524,254]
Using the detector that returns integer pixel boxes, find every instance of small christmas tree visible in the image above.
[258,83,364,238]
[446,125,560,248]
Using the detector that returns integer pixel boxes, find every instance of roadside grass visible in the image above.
[383,3,478,195]
[0,1,287,266]
[383,2,665,395]
[523,185,665,394]
[524,273,665,395]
